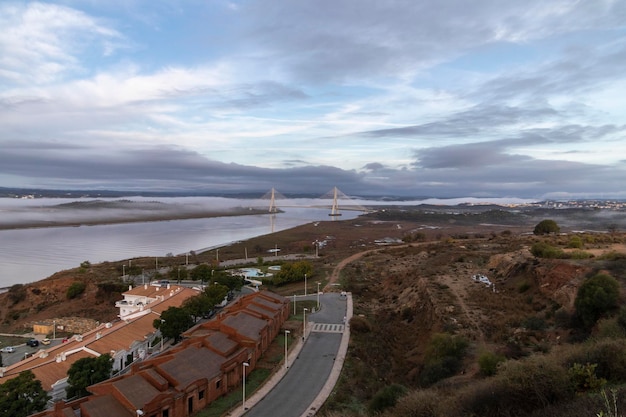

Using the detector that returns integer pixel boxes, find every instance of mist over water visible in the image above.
[0,195,537,287]
[0,197,364,287]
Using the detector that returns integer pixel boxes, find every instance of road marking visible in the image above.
[311,323,345,333]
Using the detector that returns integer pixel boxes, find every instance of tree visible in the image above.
[575,274,620,328]
[190,264,212,283]
[154,306,194,343]
[533,219,560,235]
[183,295,213,322]
[66,354,113,399]
[0,370,49,417]
[213,270,244,291]
[168,265,188,282]
[204,284,229,307]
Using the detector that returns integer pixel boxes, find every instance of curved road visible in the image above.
[243,292,348,417]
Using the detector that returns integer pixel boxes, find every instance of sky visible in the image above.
[1,0,625,200]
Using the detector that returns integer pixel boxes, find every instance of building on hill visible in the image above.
[28,291,289,417]
[0,284,199,405]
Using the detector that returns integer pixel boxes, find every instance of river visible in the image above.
[0,196,363,287]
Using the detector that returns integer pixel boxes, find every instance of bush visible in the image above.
[383,389,447,417]
[7,284,27,305]
[562,339,626,383]
[531,241,564,258]
[575,273,620,328]
[66,281,87,299]
[568,250,593,259]
[567,235,584,248]
[457,355,574,416]
[368,384,408,414]
[569,362,606,393]
[419,333,468,386]
[534,219,560,235]
[478,350,505,376]
[349,316,372,333]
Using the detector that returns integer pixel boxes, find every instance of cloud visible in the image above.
[0,2,124,86]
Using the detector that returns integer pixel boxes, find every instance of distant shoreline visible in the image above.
[0,207,272,231]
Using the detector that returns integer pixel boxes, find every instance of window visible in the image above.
[199,390,205,400]
[216,379,222,389]
[162,409,169,417]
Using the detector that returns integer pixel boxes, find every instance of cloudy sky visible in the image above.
[1,0,625,199]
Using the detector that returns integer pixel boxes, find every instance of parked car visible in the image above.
[27,339,39,347]
[41,338,51,345]
[1,346,15,353]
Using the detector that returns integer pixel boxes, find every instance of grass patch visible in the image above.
[195,368,271,417]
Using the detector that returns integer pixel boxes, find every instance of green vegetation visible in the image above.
[66,354,113,399]
[270,261,313,286]
[7,284,26,305]
[0,370,50,417]
[419,333,468,387]
[575,273,620,328]
[478,350,505,376]
[153,306,194,343]
[531,241,564,258]
[533,219,560,235]
[66,281,86,299]
[368,384,408,414]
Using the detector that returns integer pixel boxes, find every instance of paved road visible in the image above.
[244,293,348,417]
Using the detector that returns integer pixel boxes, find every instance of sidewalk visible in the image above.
[227,293,353,417]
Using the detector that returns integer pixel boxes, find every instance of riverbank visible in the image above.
[0,207,271,231]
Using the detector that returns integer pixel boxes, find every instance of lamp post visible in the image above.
[317,282,321,309]
[304,273,307,296]
[293,294,296,315]
[242,362,250,410]
[284,330,290,369]
[303,308,308,340]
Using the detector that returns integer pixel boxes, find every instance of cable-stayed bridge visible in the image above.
[259,187,370,216]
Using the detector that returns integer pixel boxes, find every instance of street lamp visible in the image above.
[284,330,290,369]
[304,273,307,296]
[242,362,250,410]
[303,308,308,340]
[317,282,321,309]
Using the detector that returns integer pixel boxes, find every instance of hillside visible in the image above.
[2,207,626,416]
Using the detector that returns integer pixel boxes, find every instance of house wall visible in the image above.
[32,291,290,417]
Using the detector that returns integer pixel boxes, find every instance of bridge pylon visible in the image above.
[261,188,286,213]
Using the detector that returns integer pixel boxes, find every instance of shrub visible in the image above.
[457,355,574,416]
[575,273,620,328]
[368,384,408,414]
[562,339,626,383]
[569,362,606,393]
[531,241,564,258]
[567,235,584,248]
[568,250,593,259]
[534,219,560,235]
[522,316,546,331]
[517,281,531,293]
[478,350,505,376]
[419,333,468,386]
[66,281,87,299]
[349,316,372,333]
[383,388,444,417]
[7,284,27,305]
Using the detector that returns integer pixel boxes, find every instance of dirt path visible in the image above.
[439,273,487,346]
[325,244,487,347]
[324,248,379,291]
